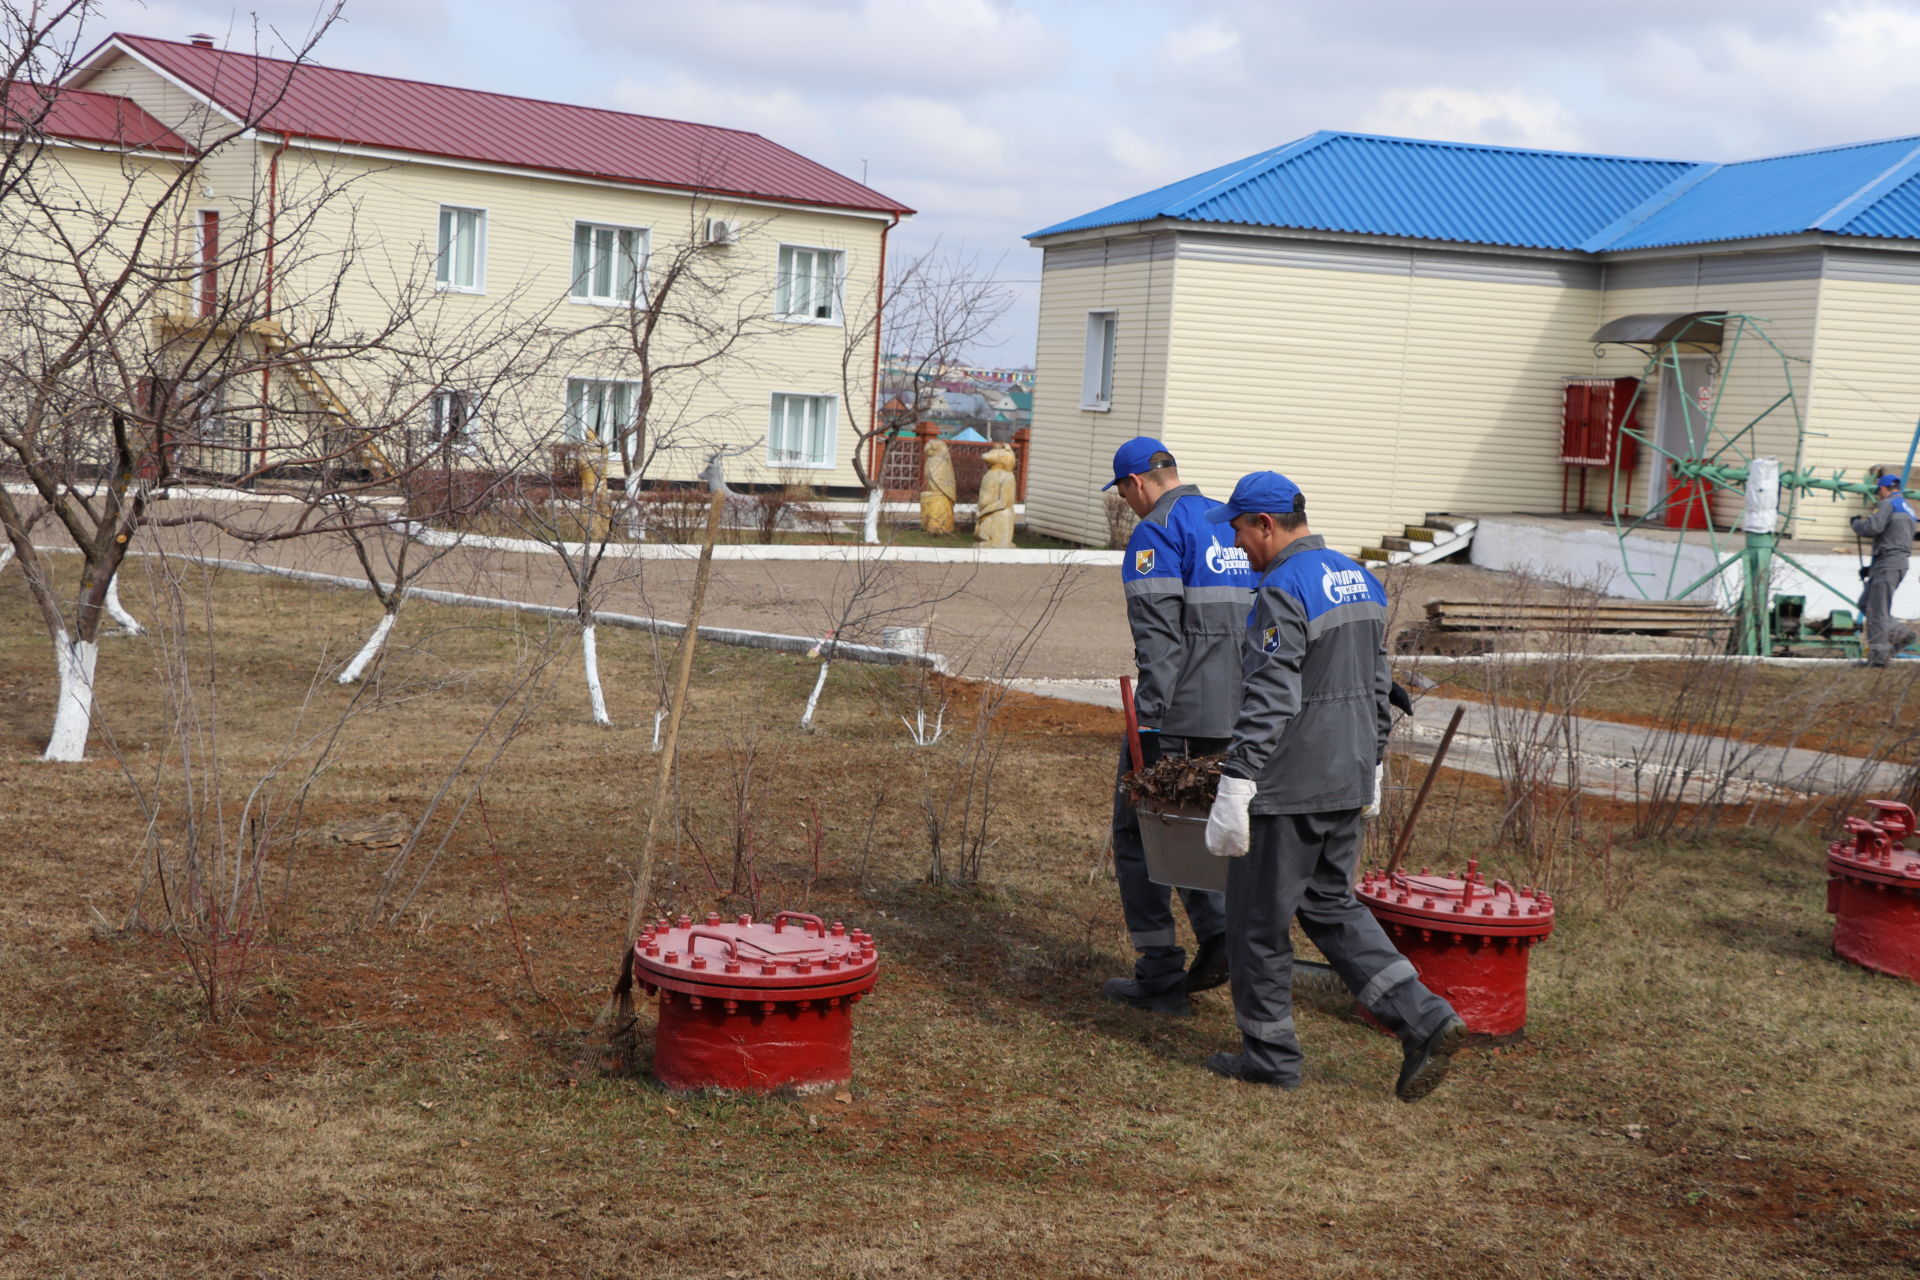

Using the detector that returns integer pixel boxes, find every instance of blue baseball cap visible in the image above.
[1101,437,1174,490]
[1879,473,1904,489]
[1205,471,1304,522]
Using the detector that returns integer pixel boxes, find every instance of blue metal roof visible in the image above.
[1029,130,1920,253]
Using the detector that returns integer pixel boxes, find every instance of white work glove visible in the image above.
[1361,763,1384,820]
[1206,775,1257,858]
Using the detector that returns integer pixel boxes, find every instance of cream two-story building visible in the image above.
[56,32,911,486]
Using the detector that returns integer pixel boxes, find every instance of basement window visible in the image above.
[1082,310,1116,410]
[436,205,487,293]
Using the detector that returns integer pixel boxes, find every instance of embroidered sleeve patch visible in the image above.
[1134,548,1155,574]
[1261,625,1279,654]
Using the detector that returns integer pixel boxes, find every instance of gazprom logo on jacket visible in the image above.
[1135,548,1155,574]
[1322,564,1373,605]
[1205,537,1250,575]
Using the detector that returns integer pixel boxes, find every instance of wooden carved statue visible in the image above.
[920,438,957,535]
[974,443,1017,548]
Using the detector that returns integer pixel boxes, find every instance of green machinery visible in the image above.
[1596,311,1903,657]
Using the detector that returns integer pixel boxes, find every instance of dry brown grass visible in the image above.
[0,565,1917,1278]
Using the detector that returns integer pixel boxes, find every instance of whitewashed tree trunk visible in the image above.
[0,544,14,574]
[862,488,882,544]
[651,707,665,751]
[44,630,98,762]
[799,657,831,732]
[582,623,611,726]
[102,571,145,635]
[338,609,396,684]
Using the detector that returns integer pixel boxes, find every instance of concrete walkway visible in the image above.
[1009,680,1905,801]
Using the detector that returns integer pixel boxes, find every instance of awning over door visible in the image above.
[1589,311,1724,347]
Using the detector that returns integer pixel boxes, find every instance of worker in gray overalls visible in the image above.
[1851,472,1915,668]
[1102,436,1255,1015]
[1201,471,1466,1099]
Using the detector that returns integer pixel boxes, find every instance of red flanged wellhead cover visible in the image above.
[633,911,879,1002]
[1828,800,1920,891]
[1356,859,1555,939]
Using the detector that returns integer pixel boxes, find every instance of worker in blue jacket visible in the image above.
[1852,472,1915,667]
[1202,471,1466,1100]
[1103,437,1255,1015]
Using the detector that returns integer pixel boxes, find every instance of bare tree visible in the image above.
[839,249,1013,543]
[0,9,399,760]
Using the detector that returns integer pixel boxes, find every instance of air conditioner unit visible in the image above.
[705,218,739,247]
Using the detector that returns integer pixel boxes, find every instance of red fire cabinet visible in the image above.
[1561,377,1640,514]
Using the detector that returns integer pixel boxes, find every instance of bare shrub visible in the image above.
[1476,574,1608,887]
[1104,493,1138,549]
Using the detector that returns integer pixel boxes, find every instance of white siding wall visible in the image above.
[1804,274,1920,542]
[1156,251,1601,555]
[1025,237,1175,543]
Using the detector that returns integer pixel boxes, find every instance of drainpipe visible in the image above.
[260,133,291,473]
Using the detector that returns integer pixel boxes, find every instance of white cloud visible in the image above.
[1359,87,1582,152]
[575,0,1062,96]
[1162,20,1240,65]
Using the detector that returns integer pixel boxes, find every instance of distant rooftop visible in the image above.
[1029,130,1920,253]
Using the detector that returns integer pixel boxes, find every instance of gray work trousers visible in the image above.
[1111,734,1226,991]
[1227,809,1456,1085]
[1858,559,1910,665]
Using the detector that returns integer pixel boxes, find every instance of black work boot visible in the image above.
[1203,1051,1298,1089]
[1396,1017,1468,1103]
[1184,935,1229,993]
[1100,976,1191,1016]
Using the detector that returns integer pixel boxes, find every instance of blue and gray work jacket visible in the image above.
[1120,484,1256,738]
[1220,535,1394,815]
[1852,494,1916,575]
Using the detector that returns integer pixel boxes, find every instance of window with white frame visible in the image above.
[436,206,486,292]
[775,245,842,322]
[768,393,836,468]
[566,377,641,449]
[571,222,647,305]
[428,389,474,443]
[1082,310,1116,410]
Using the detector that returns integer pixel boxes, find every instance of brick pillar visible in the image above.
[1012,426,1031,502]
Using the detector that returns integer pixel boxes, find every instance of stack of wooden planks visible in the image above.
[1425,598,1732,638]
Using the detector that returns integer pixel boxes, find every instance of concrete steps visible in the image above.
[1359,514,1477,570]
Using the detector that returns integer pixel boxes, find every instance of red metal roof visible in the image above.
[90,35,910,215]
[3,82,190,153]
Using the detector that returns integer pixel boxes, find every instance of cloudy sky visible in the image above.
[72,0,1920,361]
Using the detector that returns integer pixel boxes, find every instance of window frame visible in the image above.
[569,219,651,308]
[436,204,489,294]
[427,388,476,447]
[1081,309,1117,411]
[565,376,645,455]
[766,391,839,470]
[773,243,846,326]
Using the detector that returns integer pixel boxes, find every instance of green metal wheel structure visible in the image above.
[1598,312,1902,657]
